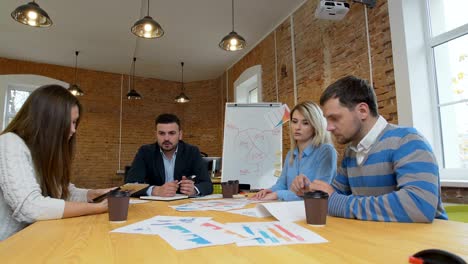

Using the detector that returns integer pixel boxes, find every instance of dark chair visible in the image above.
[202,157,222,178]
[124,165,132,182]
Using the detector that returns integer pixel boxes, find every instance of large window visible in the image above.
[389,0,468,185]
[234,65,262,103]
[236,75,259,103]
[0,74,68,130]
[4,85,34,128]
[427,1,468,170]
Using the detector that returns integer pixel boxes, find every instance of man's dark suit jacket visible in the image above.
[125,140,213,196]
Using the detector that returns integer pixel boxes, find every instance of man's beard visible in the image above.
[161,141,176,151]
[334,120,362,145]
[336,135,351,145]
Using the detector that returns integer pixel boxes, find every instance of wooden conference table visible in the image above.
[1,198,467,264]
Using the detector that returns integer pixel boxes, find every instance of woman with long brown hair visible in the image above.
[0,85,111,240]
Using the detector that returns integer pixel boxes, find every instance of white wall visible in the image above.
[388,0,438,148]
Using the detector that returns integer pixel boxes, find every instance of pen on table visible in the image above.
[177,175,196,184]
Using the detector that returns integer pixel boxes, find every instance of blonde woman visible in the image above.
[252,101,336,201]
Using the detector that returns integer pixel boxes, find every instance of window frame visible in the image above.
[234,65,262,103]
[247,87,258,103]
[0,74,69,130]
[388,0,468,187]
[4,84,36,128]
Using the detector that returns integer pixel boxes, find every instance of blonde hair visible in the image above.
[289,101,332,165]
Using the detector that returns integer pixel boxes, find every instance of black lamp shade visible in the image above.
[69,51,84,96]
[127,89,142,100]
[219,31,246,51]
[131,16,164,39]
[175,92,190,103]
[11,1,52,27]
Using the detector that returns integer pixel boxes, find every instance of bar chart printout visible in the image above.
[157,221,249,250]
[225,221,328,247]
[110,216,212,235]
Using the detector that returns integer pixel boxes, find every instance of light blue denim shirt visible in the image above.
[161,148,177,184]
[270,143,337,201]
[146,147,178,196]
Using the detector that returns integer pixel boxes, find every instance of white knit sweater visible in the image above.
[0,133,88,240]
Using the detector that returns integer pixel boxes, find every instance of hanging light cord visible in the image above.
[231,0,234,32]
[147,0,150,17]
[181,62,185,91]
[74,51,79,84]
[132,57,136,90]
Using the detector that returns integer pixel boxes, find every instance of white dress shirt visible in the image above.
[349,116,388,166]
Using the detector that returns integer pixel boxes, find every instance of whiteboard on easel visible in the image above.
[221,103,289,189]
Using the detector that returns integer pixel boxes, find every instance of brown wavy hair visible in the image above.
[1,85,81,199]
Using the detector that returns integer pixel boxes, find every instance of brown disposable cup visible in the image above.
[108,190,130,223]
[304,191,329,226]
[221,182,234,198]
[228,180,239,194]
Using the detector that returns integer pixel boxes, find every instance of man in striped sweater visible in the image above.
[291,76,447,222]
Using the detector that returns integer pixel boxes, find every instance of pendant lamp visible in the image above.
[68,51,84,96]
[11,1,52,27]
[175,62,190,103]
[127,57,142,99]
[219,0,246,51]
[131,0,164,39]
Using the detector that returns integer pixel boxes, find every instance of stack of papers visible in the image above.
[210,200,306,222]
[140,194,189,201]
[255,201,306,222]
[111,216,327,250]
[170,199,253,211]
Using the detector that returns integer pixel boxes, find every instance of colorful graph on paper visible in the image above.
[110,216,212,235]
[171,199,252,212]
[157,220,252,250]
[111,216,327,250]
[265,104,290,128]
[226,221,328,247]
[200,221,251,241]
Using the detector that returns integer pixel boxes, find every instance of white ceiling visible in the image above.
[0,0,306,82]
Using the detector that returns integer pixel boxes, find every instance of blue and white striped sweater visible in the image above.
[328,125,447,223]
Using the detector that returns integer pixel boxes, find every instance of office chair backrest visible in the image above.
[124,165,132,182]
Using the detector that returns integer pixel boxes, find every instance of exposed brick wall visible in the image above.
[368,1,398,124]
[225,0,467,201]
[179,78,223,157]
[2,0,465,199]
[275,20,295,157]
[227,0,397,161]
[227,20,295,160]
[0,57,224,188]
[442,187,468,204]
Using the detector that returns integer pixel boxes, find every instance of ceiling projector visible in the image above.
[315,0,350,20]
